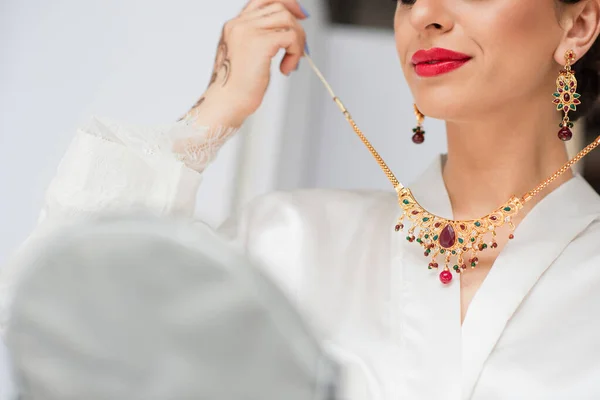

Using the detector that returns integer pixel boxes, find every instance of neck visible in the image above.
[443,95,572,220]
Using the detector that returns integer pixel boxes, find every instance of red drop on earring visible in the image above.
[412,127,425,144]
[558,126,573,141]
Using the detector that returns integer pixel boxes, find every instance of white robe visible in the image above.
[2,116,600,400]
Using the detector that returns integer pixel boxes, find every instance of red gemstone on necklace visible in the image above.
[439,224,457,249]
[558,127,573,141]
[412,210,419,215]
[440,270,453,284]
[564,93,571,102]
[435,222,441,228]
[490,216,497,221]
[509,234,515,240]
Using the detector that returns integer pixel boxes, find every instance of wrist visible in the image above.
[186,87,251,128]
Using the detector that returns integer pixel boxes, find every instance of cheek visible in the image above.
[472,0,561,93]
[394,12,413,75]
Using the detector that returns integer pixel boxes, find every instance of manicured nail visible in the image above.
[304,42,310,55]
[299,3,310,18]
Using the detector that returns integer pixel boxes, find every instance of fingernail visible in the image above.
[299,3,310,18]
[304,42,310,55]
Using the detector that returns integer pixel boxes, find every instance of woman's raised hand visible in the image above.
[182,0,309,127]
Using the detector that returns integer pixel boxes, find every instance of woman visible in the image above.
[3,0,600,398]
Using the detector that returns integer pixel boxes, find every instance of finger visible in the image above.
[280,52,301,75]
[243,0,307,20]
[262,29,304,75]
[251,11,306,71]
[239,2,288,21]
[249,8,306,33]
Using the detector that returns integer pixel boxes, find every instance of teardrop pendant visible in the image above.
[558,126,573,141]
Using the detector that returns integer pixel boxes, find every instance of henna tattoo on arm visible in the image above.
[209,29,231,87]
[178,28,231,122]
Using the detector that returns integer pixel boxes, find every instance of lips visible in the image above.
[411,48,472,77]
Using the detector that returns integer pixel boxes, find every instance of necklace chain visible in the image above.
[524,136,600,201]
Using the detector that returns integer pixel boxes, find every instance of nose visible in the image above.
[409,0,454,36]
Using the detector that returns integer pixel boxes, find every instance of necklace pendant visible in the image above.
[395,187,523,284]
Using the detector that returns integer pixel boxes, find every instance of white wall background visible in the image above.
[0,2,446,395]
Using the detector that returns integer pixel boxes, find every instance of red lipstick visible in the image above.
[411,48,472,77]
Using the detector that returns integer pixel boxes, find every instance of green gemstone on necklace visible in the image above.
[440,249,445,254]
[453,265,460,271]
[458,238,464,244]
[417,238,422,243]
[504,207,512,212]
[451,250,456,255]
[403,199,409,205]
[424,234,430,239]
[471,237,476,242]
[433,235,439,241]
[474,221,481,227]
[471,262,477,267]
[423,217,430,222]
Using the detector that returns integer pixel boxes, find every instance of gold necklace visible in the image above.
[305,55,600,284]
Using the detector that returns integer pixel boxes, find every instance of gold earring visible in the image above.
[412,104,426,144]
[553,50,581,141]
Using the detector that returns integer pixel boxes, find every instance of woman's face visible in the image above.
[394,0,568,122]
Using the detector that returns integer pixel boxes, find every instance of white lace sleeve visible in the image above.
[82,108,239,174]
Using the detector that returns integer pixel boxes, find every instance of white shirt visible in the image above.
[2,116,600,399]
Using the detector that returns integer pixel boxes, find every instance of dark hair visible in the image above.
[559,0,600,121]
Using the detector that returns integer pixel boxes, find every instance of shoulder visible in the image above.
[245,187,398,221]
[575,214,600,248]
[222,187,399,248]
[560,211,600,275]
